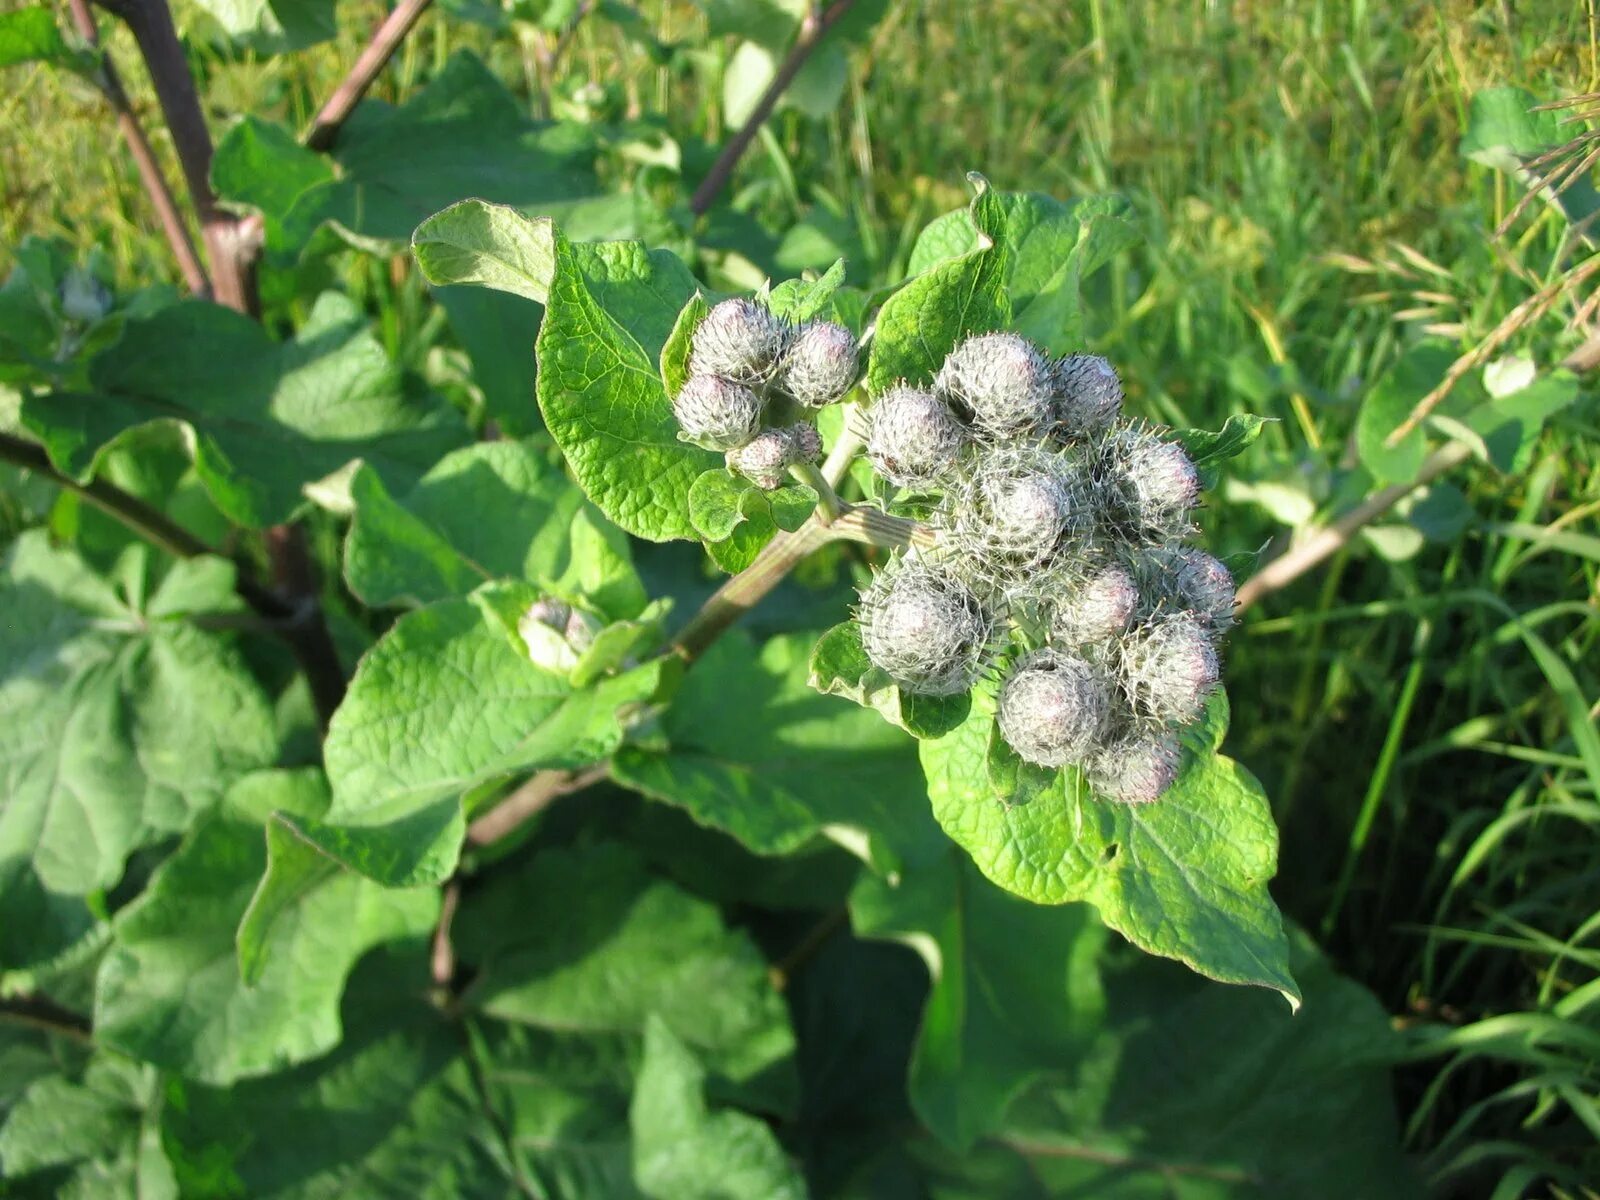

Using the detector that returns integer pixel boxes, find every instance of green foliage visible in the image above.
[0,534,278,969]
[923,691,1300,1004]
[20,293,467,528]
[16,3,1599,1193]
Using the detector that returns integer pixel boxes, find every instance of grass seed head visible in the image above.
[673,374,762,450]
[997,648,1112,767]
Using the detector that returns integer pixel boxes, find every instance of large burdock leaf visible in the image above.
[631,1019,806,1200]
[93,770,437,1084]
[343,438,645,617]
[0,534,278,969]
[866,176,1010,393]
[850,851,1107,1150]
[921,689,1299,1005]
[0,1051,176,1197]
[873,936,1412,1197]
[612,632,944,878]
[159,956,519,1199]
[20,292,466,528]
[535,226,716,540]
[319,582,662,886]
[455,842,795,1111]
[901,185,1139,358]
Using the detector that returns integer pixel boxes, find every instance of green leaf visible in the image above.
[321,583,662,885]
[160,957,521,1199]
[687,468,751,541]
[851,852,1107,1149]
[613,631,944,878]
[210,117,334,254]
[809,620,971,739]
[766,258,847,323]
[891,935,1412,1198]
[1461,86,1563,170]
[658,292,709,402]
[456,842,795,1105]
[686,468,816,546]
[321,54,605,248]
[1462,369,1579,474]
[0,1052,177,1198]
[906,190,1141,357]
[0,534,279,970]
[536,227,718,541]
[213,56,611,255]
[631,1019,806,1200]
[1356,341,1454,484]
[93,769,437,1084]
[867,177,1010,392]
[21,293,468,528]
[921,690,1300,1005]
[1172,413,1272,486]
[344,439,645,617]
[190,0,337,52]
[411,199,557,304]
[0,6,74,69]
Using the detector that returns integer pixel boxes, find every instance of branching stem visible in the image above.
[305,0,436,151]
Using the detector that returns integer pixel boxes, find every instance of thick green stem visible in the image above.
[790,461,844,523]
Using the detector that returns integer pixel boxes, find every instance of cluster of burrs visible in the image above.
[670,297,858,488]
[856,332,1237,804]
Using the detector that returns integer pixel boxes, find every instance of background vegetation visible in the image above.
[3,0,1599,1195]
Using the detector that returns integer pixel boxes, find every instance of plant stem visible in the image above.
[465,764,609,846]
[96,0,260,314]
[690,0,860,215]
[1235,442,1472,611]
[305,0,435,151]
[0,431,346,723]
[65,0,210,298]
[790,460,844,522]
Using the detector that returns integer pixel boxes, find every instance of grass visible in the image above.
[6,0,1600,1193]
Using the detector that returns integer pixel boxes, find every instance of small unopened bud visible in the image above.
[1118,612,1220,724]
[859,559,993,696]
[1087,726,1183,804]
[866,386,967,489]
[936,332,1055,439]
[779,321,858,407]
[726,429,794,490]
[997,649,1111,768]
[689,298,792,384]
[725,423,818,490]
[518,598,600,674]
[789,422,823,464]
[1054,354,1123,435]
[1145,546,1235,629]
[60,269,112,323]
[1103,428,1200,540]
[1052,564,1138,646]
[673,375,762,450]
[945,447,1084,573]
